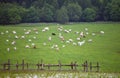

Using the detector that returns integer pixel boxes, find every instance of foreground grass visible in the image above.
[0,71,120,78]
[0,22,120,72]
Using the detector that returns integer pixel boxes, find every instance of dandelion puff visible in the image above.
[25,45,30,48]
[35,32,38,34]
[33,37,36,39]
[31,43,35,46]
[1,32,4,35]
[43,42,46,46]
[6,39,9,42]
[28,39,32,42]
[92,33,95,36]
[24,29,26,31]
[56,47,59,51]
[85,28,88,31]
[12,31,16,34]
[73,42,77,45]
[7,48,10,52]
[76,37,80,41]
[15,35,19,39]
[86,32,89,35]
[100,31,104,34]
[62,45,65,48]
[21,36,25,39]
[11,41,16,45]
[88,39,92,42]
[14,47,17,50]
[6,31,9,33]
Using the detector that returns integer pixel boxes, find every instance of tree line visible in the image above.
[0,0,120,24]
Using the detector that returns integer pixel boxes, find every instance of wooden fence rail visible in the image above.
[0,59,100,72]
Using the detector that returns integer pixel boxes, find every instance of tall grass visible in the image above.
[0,71,120,78]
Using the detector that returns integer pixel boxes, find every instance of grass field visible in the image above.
[0,22,120,74]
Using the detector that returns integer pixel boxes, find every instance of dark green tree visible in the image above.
[40,3,54,22]
[8,7,21,24]
[0,3,9,24]
[32,0,46,8]
[77,0,92,9]
[57,0,65,8]
[81,8,97,22]
[56,6,69,24]
[23,7,39,22]
[0,3,22,24]
[109,0,120,21]
[92,0,112,21]
[104,0,120,21]
[0,0,120,23]
[67,3,82,22]
[51,0,59,10]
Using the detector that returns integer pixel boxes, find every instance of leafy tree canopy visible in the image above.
[0,0,119,24]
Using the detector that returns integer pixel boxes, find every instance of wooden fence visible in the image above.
[0,59,100,72]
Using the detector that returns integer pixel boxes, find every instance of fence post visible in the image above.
[22,60,24,70]
[85,61,88,72]
[40,59,44,70]
[48,64,50,70]
[96,62,99,72]
[3,64,6,70]
[26,63,29,70]
[74,61,77,70]
[8,59,10,70]
[71,62,73,70]
[3,59,10,70]
[82,62,85,72]
[90,62,92,72]
[37,62,39,70]
[16,61,19,70]
[58,60,61,70]
[83,61,88,72]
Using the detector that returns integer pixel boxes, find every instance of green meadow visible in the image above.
[0,22,120,73]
